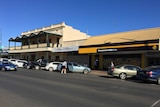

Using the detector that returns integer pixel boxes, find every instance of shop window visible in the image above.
[55,56,59,61]
[49,39,51,43]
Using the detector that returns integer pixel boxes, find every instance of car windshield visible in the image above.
[2,61,14,65]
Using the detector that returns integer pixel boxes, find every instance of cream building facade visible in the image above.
[9,22,90,63]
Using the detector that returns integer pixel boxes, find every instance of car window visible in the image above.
[52,62,60,65]
[17,61,25,63]
[124,65,141,71]
[124,66,134,70]
[67,63,72,66]
[11,59,16,61]
[73,63,78,66]
[134,67,142,71]
[124,66,131,70]
[3,59,8,62]
[2,61,9,64]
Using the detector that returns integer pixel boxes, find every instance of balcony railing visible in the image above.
[9,43,59,51]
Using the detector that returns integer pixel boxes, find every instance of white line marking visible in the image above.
[151,99,160,107]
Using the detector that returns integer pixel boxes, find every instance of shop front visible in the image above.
[79,28,160,70]
[80,45,160,70]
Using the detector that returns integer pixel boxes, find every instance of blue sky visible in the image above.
[1,0,160,47]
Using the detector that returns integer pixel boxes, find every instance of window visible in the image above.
[55,56,59,61]
[49,39,51,43]
[67,63,72,66]
[124,66,133,70]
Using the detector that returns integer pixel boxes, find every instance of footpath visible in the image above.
[89,70,108,76]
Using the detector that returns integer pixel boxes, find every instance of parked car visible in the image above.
[45,62,62,71]
[0,58,9,62]
[8,59,27,68]
[137,66,160,85]
[23,61,36,69]
[0,61,17,71]
[58,62,91,74]
[23,59,49,70]
[34,59,49,70]
[108,64,142,79]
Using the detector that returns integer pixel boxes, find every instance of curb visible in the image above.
[89,70,108,76]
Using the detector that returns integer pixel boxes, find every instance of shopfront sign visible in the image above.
[97,48,118,52]
[52,46,79,52]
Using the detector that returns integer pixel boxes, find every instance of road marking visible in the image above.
[151,99,160,107]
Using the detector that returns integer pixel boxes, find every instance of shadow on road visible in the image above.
[99,75,159,85]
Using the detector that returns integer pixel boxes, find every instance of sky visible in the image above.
[1,0,160,47]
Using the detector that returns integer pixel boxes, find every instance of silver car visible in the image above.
[58,62,91,74]
[108,64,142,79]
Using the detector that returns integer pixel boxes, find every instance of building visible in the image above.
[9,22,90,64]
[79,28,160,69]
[0,47,8,58]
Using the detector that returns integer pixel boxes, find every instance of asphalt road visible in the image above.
[0,68,160,107]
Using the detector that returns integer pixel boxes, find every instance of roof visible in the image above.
[81,27,160,46]
[9,31,62,42]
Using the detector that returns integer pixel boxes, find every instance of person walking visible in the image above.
[61,60,67,74]
[111,61,114,72]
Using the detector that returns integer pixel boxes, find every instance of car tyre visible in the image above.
[49,67,53,72]
[35,66,40,70]
[83,69,89,74]
[27,65,30,69]
[2,67,5,71]
[119,72,127,80]
[157,77,160,85]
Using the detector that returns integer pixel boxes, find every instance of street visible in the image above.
[0,68,160,107]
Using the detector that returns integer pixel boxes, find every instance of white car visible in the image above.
[9,59,28,68]
[45,62,62,72]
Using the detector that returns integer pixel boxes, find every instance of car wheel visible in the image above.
[2,67,5,71]
[35,66,40,70]
[119,73,127,80]
[83,69,89,74]
[27,65,30,69]
[49,67,53,72]
[157,77,160,85]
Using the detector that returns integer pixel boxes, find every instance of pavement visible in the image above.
[89,70,108,76]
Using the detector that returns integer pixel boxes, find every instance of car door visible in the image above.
[124,65,137,76]
[72,62,84,72]
[17,60,26,67]
[67,62,73,72]
[52,62,60,70]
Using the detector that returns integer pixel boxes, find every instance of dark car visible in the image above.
[0,61,17,71]
[137,66,160,85]
[23,61,36,69]
[23,59,48,70]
